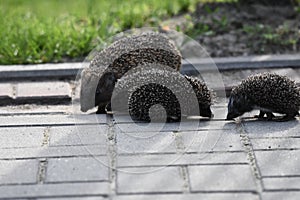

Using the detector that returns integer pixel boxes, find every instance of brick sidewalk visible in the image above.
[0,104,299,199]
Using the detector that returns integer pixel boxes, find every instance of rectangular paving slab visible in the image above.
[46,157,109,183]
[0,160,39,185]
[0,182,110,198]
[255,150,300,176]
[188,164,257,192]
[117,166,184,194]
[263,177,300,190]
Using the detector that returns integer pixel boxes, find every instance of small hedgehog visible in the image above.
[113,64,213,122]
[226,73,300,121]
[80,32,181,113]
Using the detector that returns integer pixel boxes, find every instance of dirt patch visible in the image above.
[187,2,300,57]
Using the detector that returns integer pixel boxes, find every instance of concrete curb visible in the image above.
[0,54,299,80]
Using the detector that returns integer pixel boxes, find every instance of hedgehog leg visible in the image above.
[266,112,275,121]
[275,113,296,122]
[254,111,266,119]
[105,102,112,112]
[96,104,107,114]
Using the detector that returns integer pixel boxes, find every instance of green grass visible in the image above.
[0,0,201,64]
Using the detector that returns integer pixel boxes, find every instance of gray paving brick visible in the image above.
[211,106,227,120]
[243,120,300,138]
[0,160,38,184]
[114,193,259,200]
[188,165,256,192]
[263,177,300,190]
[0,145,107,159]
[115,120,235,133]
[0,182,109,198]
[39,197,106,200]
[262,192,300,200]
[0,83,13,100]
[16,81,70,98]
[117,152,247,167]
[49,125,108,146]
[255,150,300,176]
[46,157,109,182]
[0,127,44,148]
[0,105,72,114]
[0,114,107,127]
[251,138,300,150]
[117,167,184,193]
[116,131,176,154]
[180,130,243,152]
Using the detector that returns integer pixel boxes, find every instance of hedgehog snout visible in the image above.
[226,101,242,120]
[95,72,117,106]
[200,106,214,118]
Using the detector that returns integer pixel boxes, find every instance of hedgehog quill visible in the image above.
[80,32,181,114]
[113,64,214,122]
[226,73,300,122]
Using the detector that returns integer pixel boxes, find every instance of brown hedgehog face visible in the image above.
[226,93,252,120]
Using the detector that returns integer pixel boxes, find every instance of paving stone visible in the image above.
[0,114,107,127]
[0,83,13,100]
[180,129,243,152]
[117,152,247,167]
[0,127,45,148]
[114,193,259,200]
[49,125,108,146]
[0,182,109,198]
[117,167,184,193]
[251,138,300,150]
[39,197,107,200]
[243,120,300,138]
[263,177,300,190]
[211,106,227,120]
[255,150,300,176]
[16,81,70,99]
[0,105,73,114]
[188,165,256,192]
[0,160,38,184]
[116,131,177,154]
[46,157,109,182]
[115,120,234,133]
[0,145,107,159]
[262,192,300,200]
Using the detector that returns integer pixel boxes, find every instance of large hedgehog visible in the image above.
[80,32,181,113]
[227,73,300,121]
[112,64,213,122]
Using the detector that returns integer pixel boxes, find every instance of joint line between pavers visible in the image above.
[11,83,17,99]
[42,127,50,147]
[107,115,117,199]
[236,121,263,199]
[173,131,191,193]
[37,159,48,184]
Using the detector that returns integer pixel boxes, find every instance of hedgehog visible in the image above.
[112,64,213,122]
[226,73,300,122]
[80,31,182,113]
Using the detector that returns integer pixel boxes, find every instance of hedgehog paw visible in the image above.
[254,111,275,121]
[274,114,296,122]
[266,112,275,121]
[96,105,107,114]
[254,111,265,119]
